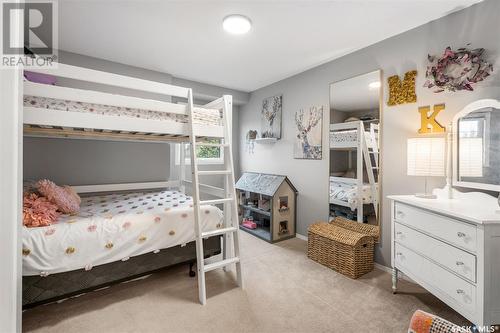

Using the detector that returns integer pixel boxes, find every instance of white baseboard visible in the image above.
[374,263,414,283]
[374,262,391,274]
[295,233,307,241]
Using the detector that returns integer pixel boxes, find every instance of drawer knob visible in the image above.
[396,211,405,218]
[456,289,465,294]
[396,231,403,235]
[457,232,466,238]
[456,261,464,266]
[396,252,403,256]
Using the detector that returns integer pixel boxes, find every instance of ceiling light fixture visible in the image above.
[223,15,252,35]
[369,81,381,90]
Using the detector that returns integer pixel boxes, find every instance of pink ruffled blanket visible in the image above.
[23,192,60,228]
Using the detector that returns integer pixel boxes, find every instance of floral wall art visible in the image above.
[261,95,282,139]
[424,46,493,93]
[294,106,323,160]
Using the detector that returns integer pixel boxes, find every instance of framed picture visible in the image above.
[261,95,282,139]
[294,106,323,160]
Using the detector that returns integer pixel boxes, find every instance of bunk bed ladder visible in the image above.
[187,91,243,305]
[361,126,379,218]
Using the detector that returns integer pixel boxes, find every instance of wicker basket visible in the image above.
[331,216,380,243]
[307,221,374,279]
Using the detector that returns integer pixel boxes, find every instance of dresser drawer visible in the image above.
[395,243,476,314]
[394,202,477,252]
[394,223,476,282]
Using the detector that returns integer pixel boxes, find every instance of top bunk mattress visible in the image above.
[329,129,377,148]
[24,95,221,126]
[22,189,223,276]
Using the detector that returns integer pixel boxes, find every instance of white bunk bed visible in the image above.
[23,64,225,142]
[21,63,242,306]
[329,121,379,222]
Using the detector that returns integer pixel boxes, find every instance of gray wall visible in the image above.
[239,0,500,267]
[24,51,245,186]
[24,138,170,186]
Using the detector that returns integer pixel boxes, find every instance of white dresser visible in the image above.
[389,190,500,327]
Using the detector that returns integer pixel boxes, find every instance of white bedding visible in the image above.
[329,177,377,210]
[22,190,223,276]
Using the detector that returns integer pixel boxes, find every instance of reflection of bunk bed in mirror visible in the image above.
[22,63,242,307]
[329,121,379,222]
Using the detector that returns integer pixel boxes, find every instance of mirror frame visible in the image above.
[452,98,500,192]
[327,69,384,227]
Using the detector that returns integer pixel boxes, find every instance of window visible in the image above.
[458,112,492,178]
[175,140,224,165]
[459,118,481,138]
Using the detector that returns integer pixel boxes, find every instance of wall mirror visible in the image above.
[328,70,382,226]
[453,99,500,192]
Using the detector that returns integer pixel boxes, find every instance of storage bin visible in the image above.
[307,220,375,279]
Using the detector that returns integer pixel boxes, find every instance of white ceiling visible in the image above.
[58,0,483,92]
[330,70,381,112]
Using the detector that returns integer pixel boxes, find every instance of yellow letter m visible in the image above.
[387,70,417,106]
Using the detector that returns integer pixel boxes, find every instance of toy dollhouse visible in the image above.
[235,172,298,243]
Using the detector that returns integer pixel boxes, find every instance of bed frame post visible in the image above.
[179,142,186,193]
[357,121,364,222]
[0,8,23,330]
[222,95,232,269]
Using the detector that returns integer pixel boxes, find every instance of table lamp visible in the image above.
[407,137,445,199]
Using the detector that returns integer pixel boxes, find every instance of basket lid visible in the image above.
[309,222,373,246]
[331,216,380,242]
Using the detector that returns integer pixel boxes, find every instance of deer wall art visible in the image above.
[294,106,323,159]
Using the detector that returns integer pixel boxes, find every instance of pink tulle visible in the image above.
[36,179,81,214]
[23,192,60,228]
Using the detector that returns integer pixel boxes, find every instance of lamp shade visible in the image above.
[407,137,445,177]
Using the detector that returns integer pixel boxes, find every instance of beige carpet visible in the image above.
[23,231,470,333]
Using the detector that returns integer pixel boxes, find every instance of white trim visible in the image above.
[72,181,180,194]
[29,62,190,98]
[295,233,308,241]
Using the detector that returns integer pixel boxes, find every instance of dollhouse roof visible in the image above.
[235,172,298,196]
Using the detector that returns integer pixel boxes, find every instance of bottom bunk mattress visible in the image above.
[22,189,224,276]
[329,177,377,210]
[23,237,220,307]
